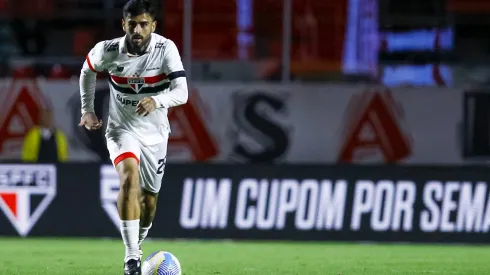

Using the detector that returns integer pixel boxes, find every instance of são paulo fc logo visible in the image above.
[0,164,57,236]
[128,77,145,93]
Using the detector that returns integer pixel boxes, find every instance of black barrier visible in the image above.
[1,163,490,243]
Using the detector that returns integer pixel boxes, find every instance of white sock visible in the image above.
[138,223,152,246]
[120,219,140,262]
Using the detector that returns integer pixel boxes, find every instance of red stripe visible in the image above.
[110,73,168,85]
[114,152,139,166]
[0,193,17,217]
[145,73,168,83]
[86,55,98,73]
[111,75,129,85]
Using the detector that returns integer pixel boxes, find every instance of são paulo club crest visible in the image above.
[128,77,145,93]
[0,164,57,237]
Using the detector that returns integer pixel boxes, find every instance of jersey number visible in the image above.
[157,158,166,174]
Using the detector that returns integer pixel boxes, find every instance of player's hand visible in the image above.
[78,112,103,131]
[135,97,157,116]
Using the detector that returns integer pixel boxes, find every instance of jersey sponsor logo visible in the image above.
[128,77,145,93]
[338,88,412,163]
[0,79,48,159]
[116,94,139,106]
[100,165,120,228]
[0,164,57,236]
[155,42,165,49]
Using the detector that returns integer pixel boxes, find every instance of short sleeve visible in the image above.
[85,41,106,73]
[163,40,186,80]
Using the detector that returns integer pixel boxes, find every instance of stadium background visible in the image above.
[1,0,490,274]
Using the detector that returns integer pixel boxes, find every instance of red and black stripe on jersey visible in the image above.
[108,70,185,94]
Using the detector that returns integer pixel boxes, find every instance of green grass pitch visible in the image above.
[0,237,488,275]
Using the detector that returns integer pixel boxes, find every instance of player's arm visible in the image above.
[79,42,105,130]
[152,40,189,108]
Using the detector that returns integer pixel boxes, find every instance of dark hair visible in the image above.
[123,0,157,20]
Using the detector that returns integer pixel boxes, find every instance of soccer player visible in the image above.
[78,0,188,274]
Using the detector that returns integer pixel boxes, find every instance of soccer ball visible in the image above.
[142,251,182,275]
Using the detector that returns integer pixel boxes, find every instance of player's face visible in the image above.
[122,13,156,49]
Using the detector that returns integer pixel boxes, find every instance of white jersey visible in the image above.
[79,33,188,146]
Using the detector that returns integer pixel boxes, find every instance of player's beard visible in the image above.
[126,35,150,55]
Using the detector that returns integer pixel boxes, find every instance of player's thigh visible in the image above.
[139,141,168,194]
[106,131,141,180]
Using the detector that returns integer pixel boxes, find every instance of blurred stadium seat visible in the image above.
[0,0,485,84]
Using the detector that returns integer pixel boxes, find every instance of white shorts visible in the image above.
[106,131,168,193]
